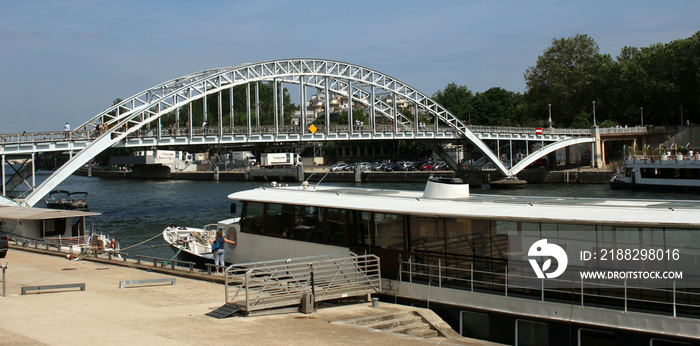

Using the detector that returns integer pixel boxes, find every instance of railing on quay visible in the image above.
[8,236,203,274]
[224,253,381,315]
[134,254,195,272]
[10,236,127,262]
[399,256,700,319]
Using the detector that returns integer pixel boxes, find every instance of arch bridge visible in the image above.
[0,59,646,207]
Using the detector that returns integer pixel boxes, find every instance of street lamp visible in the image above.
[548,104,552,128]
[592,101,597,126]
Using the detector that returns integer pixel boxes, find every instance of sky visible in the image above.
[1,0,698,134]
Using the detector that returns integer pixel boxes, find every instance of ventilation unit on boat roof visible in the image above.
[422,177,470,199]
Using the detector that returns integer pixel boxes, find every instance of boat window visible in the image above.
[460,310,489,340]
[445,218,470,256]
[265,203,294,238]
[516,319,548,346]
[348,210,370,248]
[409,216,445,253]
[71,217,84,237]
[651,338,696,346]
[665,228,700,278]
[42,218,67,237]
[578,328,616,346]
[555,223,596,268]
[470,219,490,258]
[491,221,516,259]
[294,205,324,242]
[374,213,403,250]
[325,208,346,246]
[240,202,264,234]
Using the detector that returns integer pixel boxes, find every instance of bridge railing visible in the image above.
[1,125,647,147]
[0,130,96,144]
[598,126,647,135]
[467,125,591,136]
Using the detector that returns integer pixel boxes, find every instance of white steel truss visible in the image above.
[13,59,607,206]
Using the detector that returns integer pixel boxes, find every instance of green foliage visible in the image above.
[396,140,431,159]
[523,31,700,127]
[570,110,592,128]
[599,119,618,128]
[523,34,615,128]
[432,83,474,122]
[472,87,524,126]
[432,84,523,126]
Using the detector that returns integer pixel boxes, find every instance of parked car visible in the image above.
[419,161,435,171]
[356,162,371,172]
[431,162,448,171]
[0,230,8,258]
[329,163,347,172]
[526,157,548,169]
[370,163,387,171]
[398,161,415,171]
[384,162,400,172]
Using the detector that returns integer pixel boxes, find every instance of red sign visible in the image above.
[536,127,543,135]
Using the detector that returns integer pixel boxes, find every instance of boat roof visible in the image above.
[228,185,700,228]
[0,206,101,220]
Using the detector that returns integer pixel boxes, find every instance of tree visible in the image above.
[523,34,615,128]
[432,83,474,123]
[472,87,524,126]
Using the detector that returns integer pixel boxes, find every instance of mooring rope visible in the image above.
[120,232,164,251]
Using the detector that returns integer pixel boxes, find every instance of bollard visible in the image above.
[371,297,379,308]
[1,263,7,297]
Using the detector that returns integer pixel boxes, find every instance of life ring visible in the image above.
[650,157,655,163]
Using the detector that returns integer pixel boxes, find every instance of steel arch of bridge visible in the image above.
[23,58,518,206]
[509,137,594,175]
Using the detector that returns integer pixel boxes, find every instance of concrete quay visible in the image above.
[77,165,614,184]
[0,249,498,345]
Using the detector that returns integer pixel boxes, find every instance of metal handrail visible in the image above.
[399,257,700,318]
[10,236,127,262]
[1,125,649,146]
[224,253,381,314]
[134,254,195,272]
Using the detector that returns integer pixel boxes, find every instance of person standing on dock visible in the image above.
[210,230,235,274]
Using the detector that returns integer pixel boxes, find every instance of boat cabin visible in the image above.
[0,206,101,245]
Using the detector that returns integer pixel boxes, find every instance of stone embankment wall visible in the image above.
[77,167,614,184]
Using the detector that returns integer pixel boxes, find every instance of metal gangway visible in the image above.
[223,253,381,316]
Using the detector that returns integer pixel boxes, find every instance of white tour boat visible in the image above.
[610,154,700,191]
[0,205,120,255]
[215,177,700,344]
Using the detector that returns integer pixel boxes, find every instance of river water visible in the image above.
[31,172,700,259]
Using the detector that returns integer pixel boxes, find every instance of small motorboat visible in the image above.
[162,219,239,268]
[44,190,89,211]
[162,224,218,267]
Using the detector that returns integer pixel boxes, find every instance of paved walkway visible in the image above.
[0,250,495,345]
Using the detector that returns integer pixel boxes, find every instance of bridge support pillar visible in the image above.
[591,125,604,169]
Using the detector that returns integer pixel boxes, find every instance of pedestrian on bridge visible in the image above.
[64,122,71,139]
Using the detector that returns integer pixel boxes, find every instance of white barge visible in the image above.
[177,177,700,344]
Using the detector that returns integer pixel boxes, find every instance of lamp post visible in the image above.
[640,107,643,126]
[548,104,552,128]
[592,101,597,126]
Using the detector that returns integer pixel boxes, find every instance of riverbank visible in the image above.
[0,249,497,345]
[76,166,615,184]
